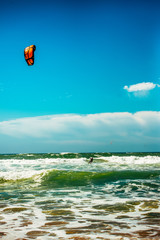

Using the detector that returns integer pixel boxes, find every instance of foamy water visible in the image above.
[0,152,160,239]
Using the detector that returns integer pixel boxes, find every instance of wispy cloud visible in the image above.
[124,82,159,95]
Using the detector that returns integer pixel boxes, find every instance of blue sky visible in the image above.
[0,0,160,153]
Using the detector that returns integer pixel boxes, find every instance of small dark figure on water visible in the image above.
[89,157,93,163]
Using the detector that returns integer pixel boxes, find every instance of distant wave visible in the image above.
[0,152,160,160]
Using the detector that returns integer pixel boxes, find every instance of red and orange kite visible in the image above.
[24,45,36,66]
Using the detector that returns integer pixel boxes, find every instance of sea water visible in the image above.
[0,152,160,239]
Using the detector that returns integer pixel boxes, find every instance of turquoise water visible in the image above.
[0,152,160,239]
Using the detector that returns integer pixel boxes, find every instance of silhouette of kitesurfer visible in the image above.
[89,157,93,163]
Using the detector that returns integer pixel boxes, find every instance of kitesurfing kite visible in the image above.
[24,45,36,66]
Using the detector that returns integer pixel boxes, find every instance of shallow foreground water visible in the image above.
[0,152,160,239]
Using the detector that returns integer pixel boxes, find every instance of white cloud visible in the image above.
[0,111,160,152]
[0,111,160,139]
[124,82,158,93]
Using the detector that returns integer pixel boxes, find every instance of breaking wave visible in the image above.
[1,169,159,188]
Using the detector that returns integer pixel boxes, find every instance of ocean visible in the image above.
[0,152,160,240]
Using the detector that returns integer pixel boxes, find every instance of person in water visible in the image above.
[89,157,93,163]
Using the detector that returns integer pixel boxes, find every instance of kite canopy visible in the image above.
[24,45,36,66]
